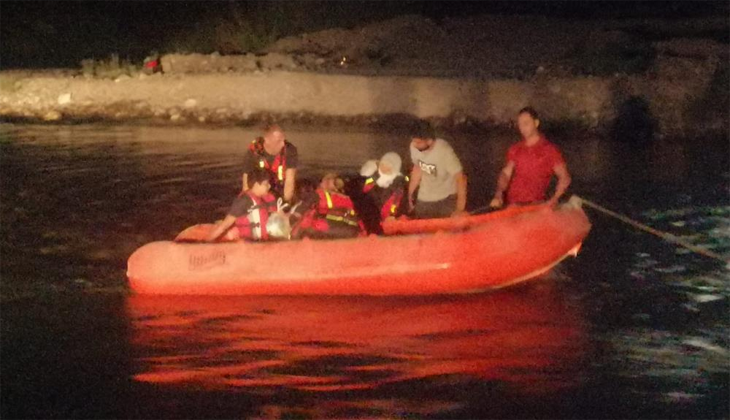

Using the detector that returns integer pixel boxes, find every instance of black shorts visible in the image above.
[414,195,456,219]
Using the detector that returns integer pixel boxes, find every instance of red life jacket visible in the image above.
[296,189,365,237]
[363,174,406,220]
[234,192,278,240]
[249,137,289,196]
[316,189,361,226]
[363,176,377,193]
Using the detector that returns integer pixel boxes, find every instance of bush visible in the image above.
[165,4,285,54]
[569,30,655,76]
[79,54,139,79]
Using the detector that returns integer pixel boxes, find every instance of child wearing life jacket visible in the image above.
[291,172,365,240]
[206,168,281,242]
[360,152,408,225]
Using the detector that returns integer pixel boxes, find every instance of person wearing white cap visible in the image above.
[360,152,408,224]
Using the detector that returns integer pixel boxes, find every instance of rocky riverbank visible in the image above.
[1,15,727,138]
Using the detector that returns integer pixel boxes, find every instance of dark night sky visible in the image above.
[2,1,728,68]
[5,1,727,25]
[5,1,727,21]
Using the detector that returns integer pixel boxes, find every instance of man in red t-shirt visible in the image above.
[490,107,571,208]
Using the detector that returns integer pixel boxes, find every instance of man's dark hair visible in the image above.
[518,106,539,120]
[247,168,271,189]
[412,120,436,140]
[263,123,283,134]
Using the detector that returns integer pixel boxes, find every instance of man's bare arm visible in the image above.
[407,165,422,211]
[241,173,249,194]
[283,168,296,202]
[206,215,237,242]
[490,161,515,208]
[547,163,571,206]
[453,172,467,215]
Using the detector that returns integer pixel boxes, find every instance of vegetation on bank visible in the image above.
[1,2,411,69]
[2,2,727,78]
[80,54,140,79]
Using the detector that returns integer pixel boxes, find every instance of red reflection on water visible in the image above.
[128,283,586,397]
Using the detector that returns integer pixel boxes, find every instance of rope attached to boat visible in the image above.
[576,196,728,263]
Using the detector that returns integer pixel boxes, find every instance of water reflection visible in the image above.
[3,123,727,418]
[648,140,689,183]
[128,284,586,416]
[563,136,616,183]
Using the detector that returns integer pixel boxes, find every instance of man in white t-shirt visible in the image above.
[408,123,468,219]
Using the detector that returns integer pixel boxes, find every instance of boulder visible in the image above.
[654,38,729,60]
[256,53,298,71]
[42,110,62,121]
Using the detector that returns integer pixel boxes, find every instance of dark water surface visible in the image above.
[1,123,728,419]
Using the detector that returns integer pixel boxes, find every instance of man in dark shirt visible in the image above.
[242,123,298,202]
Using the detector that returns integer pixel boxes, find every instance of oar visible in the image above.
[576,196,728,264]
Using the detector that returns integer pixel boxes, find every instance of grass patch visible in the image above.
[80,54,140,79]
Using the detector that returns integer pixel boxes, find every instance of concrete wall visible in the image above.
[1,58,726,137]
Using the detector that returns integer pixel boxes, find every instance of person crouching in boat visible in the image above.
[360,152,408,224]
[291,172,366,240]
[489,107,571,209]
[206,168,281,242]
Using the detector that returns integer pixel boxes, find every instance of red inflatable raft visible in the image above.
[127,199,591,295]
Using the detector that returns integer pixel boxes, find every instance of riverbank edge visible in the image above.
[1,68,727,138]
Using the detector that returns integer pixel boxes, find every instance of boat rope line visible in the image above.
[576,196,728,263]
[469,205,495,215]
